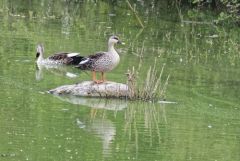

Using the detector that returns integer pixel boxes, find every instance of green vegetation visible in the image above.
[126,62,170,101]
[0,1,239,161]
[179,0,240,25]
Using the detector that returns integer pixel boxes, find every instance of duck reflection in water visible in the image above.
[76,116,116,156]
[35,63,79,81]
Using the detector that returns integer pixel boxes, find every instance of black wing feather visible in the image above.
[76,52,104,70]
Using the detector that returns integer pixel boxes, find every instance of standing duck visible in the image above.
[36,44,84,65]
[76,36,122,84]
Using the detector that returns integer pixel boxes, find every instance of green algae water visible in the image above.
[0,1,239,161]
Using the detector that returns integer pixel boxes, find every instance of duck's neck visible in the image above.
[108,43,117,54]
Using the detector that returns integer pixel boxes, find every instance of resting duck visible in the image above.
[76,36,122,84]
[36,44,84,65]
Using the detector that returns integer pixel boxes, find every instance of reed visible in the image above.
[126,0,145,28]
[126,59,170,101]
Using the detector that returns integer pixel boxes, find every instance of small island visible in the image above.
[49,81,129,98]
[49,66,170,101]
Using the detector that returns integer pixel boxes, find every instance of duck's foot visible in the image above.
[92,72,106,84]
[93,80,104,84]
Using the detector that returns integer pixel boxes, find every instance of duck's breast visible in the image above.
[94,53,120,72]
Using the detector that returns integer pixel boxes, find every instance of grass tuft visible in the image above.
[126,59,170,101]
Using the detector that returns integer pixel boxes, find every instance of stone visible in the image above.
[48,81,129,98]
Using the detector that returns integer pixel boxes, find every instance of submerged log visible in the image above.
[49,81,129,98]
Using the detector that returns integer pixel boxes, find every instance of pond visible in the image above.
[0,0,239,161]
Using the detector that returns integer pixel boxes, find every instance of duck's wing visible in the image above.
[49,52,84,65]
[65,53,85,65]
[76,52,105,70]
[48,52,68,60]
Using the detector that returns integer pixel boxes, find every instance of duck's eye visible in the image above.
[113,37,119,40]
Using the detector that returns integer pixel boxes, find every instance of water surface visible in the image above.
[0,1,239,161]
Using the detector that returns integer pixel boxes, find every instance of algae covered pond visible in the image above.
[0,1,239,161]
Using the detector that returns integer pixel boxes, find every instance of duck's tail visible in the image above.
[75,58,91,70]
[71,55,85,65]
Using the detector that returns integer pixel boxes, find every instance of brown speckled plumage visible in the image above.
[78,52,119,72]
[76,36,122,83]
[36,44,84,65]
[49,53,84,65]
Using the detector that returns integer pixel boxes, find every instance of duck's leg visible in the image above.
[92,71,98,83]
[94,72,104,84]
[92,71,103,84]
[101,72,106,82]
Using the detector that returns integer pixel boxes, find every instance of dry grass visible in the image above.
[126,59,170,101]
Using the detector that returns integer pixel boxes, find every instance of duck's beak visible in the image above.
[36,52,40,59]
[117,40,122,44]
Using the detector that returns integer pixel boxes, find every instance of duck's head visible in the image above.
[108,36,122,45]
[36,44,44,59]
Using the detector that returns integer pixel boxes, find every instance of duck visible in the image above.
[76,36,122,84]
[36,44,84,65]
